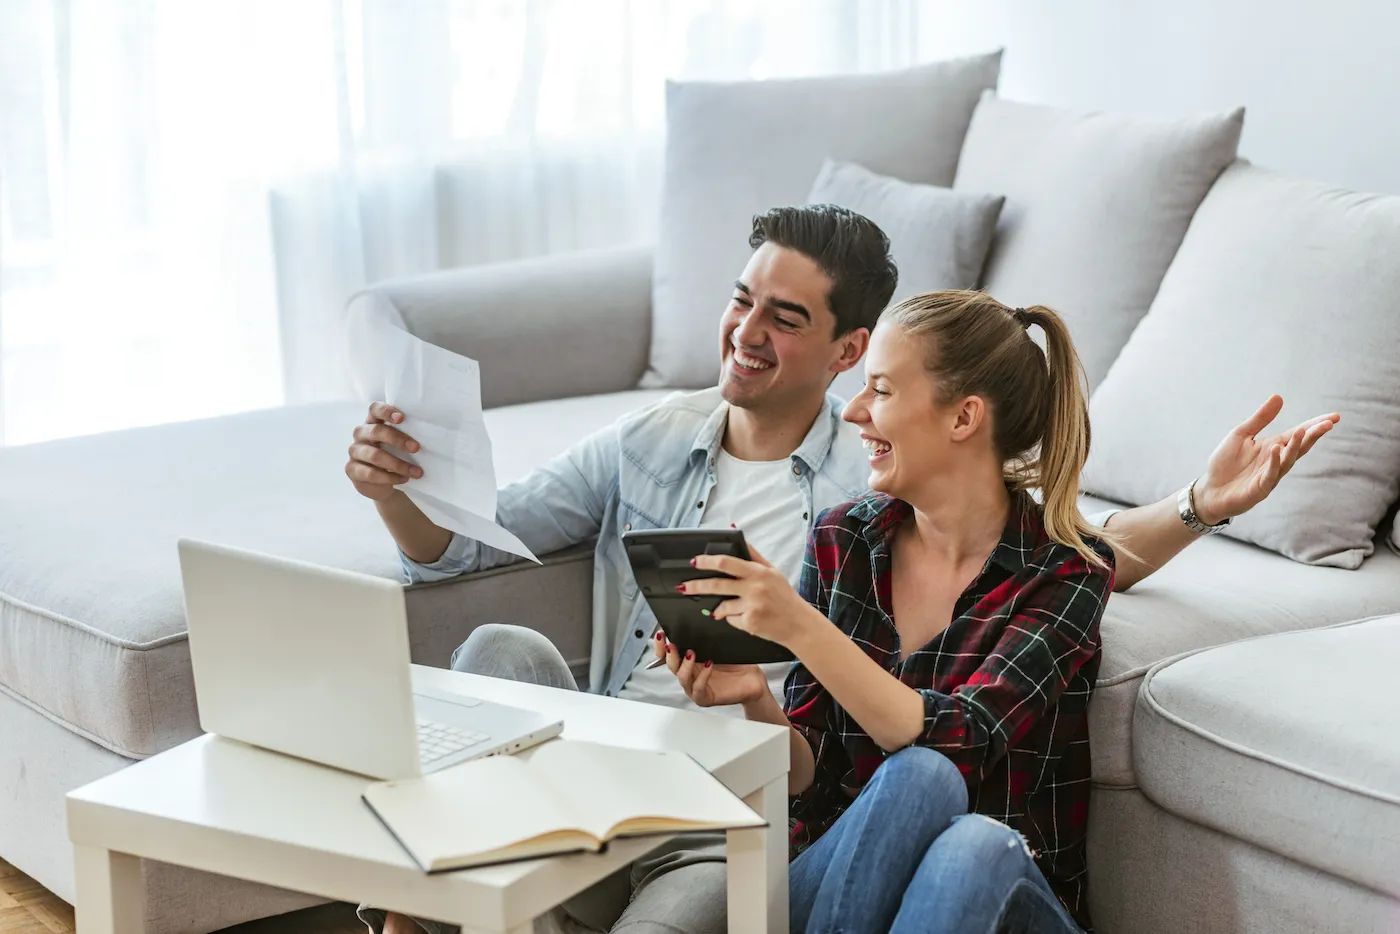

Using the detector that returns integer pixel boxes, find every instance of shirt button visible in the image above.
[634,629,645,639]
[804,512,809,520]
[623,523,632,532]
[792,465,801,476]
[696,501,704,509]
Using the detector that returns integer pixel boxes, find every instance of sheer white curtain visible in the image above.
[0,0,919,446]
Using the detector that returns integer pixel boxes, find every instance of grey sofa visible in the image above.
[6,67,1400,934]
[3,242,1398,934]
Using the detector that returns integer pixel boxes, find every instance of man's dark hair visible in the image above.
[748,204,899,337]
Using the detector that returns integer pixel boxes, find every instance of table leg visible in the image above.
[726,777,787,934]
[73,846,143,934]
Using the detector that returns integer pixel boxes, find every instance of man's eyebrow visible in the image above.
[732,281,810,322]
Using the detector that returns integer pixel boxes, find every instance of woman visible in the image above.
[657,290,1116,933]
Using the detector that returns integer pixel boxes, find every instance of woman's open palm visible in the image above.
[1195,395,1339,525]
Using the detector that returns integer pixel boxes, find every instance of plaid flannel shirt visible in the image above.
[783,490,1114,929]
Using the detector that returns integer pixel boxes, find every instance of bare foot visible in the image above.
[383,912,419,934]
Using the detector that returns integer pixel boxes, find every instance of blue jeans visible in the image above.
[789,746,1084,934]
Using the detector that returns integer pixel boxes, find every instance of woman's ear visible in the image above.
[948,395,988,443]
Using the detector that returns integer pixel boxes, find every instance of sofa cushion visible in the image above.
[806,158,1006,401]
[1084,162,1400,568]
[1080,494,1400,789]
[0,391,668,757]
[645,52,1002,389]
[1134,615,1400,899]
[953,96,1243,389]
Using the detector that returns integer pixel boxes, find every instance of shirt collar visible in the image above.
[689,393,842,474]
[854,488,1040,574]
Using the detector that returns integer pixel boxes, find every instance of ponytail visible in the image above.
[1018,306,1111,570]
[883,291,1120,570]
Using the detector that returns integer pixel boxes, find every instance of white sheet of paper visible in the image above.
[346,298,539,563]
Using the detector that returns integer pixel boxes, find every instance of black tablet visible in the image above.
[621,528,795,665]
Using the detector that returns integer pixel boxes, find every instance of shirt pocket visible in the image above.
[612,504,659,598]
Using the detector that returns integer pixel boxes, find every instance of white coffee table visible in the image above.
[67,666,790,934]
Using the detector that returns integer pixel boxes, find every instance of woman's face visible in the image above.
[842,323,981,499]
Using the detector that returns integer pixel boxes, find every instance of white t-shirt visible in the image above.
[618,448,808,715]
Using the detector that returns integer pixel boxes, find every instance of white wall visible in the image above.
[917,0,1400,195]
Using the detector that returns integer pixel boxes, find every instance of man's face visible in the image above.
[718,242,864,413]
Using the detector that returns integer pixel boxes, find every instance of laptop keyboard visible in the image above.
[417,718,491,766]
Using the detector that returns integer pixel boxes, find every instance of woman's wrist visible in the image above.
[784,604,841,660]
[741,688,788,726]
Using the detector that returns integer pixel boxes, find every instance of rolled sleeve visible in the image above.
[398,533,477,583]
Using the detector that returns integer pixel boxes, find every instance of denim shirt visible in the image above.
[401,387,870,696]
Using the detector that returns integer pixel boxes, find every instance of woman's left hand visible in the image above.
[679,544,822,649]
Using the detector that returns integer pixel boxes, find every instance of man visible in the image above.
[346,205,1336,934]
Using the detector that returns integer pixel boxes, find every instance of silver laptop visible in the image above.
[177,538,563,780]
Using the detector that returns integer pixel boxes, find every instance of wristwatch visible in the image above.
[1178,479,1231,535]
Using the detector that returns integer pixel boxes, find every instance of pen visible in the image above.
[644,656,668,670]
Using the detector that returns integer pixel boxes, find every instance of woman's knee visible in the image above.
[940,813,1037,878]
[868,746,969,816]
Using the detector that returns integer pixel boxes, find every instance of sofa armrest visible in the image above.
[348,245,653,409]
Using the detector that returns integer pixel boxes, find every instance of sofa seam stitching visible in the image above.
[1138,614,1400,807]
[0,680,147,760]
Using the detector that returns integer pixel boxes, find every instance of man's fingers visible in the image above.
[350,443,419,478]
[368,402,404,425]
[346,462,410,487]
[1235,394,1284,439]
[355,422,420,452]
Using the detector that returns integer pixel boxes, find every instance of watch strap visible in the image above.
[1178,480,1231,535]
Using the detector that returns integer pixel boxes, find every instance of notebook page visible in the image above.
[364,755,585,868]
[529,741,764,840]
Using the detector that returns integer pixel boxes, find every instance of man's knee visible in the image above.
[869,746,969,815]
[448,623,576,689]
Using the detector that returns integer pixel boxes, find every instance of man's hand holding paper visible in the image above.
[344,307,539,564]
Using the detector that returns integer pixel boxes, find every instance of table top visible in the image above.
[67,665,788,929]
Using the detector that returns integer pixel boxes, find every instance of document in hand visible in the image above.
[346,298,538,562]
[361,741,766,872]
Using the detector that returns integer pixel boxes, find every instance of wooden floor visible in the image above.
[0,858,363,934]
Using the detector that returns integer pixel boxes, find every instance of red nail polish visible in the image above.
[686,650,695,661]
[705,660,713,668]
[675,585,686,592]
[655,631,664,641]
[689,558,697,567]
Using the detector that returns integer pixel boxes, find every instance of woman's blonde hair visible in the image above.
[882,289,1115,569]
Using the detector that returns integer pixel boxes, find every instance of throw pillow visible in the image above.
[805,158,1005,400]
[645,51,1003,389]
[1083,161,1400,568]
[953,94,1244,389]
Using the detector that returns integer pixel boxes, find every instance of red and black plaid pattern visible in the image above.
[783,490,1113,929]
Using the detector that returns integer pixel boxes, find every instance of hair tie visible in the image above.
[1011,307,1032,330]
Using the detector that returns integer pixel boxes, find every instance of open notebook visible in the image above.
[362,740,767,872]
